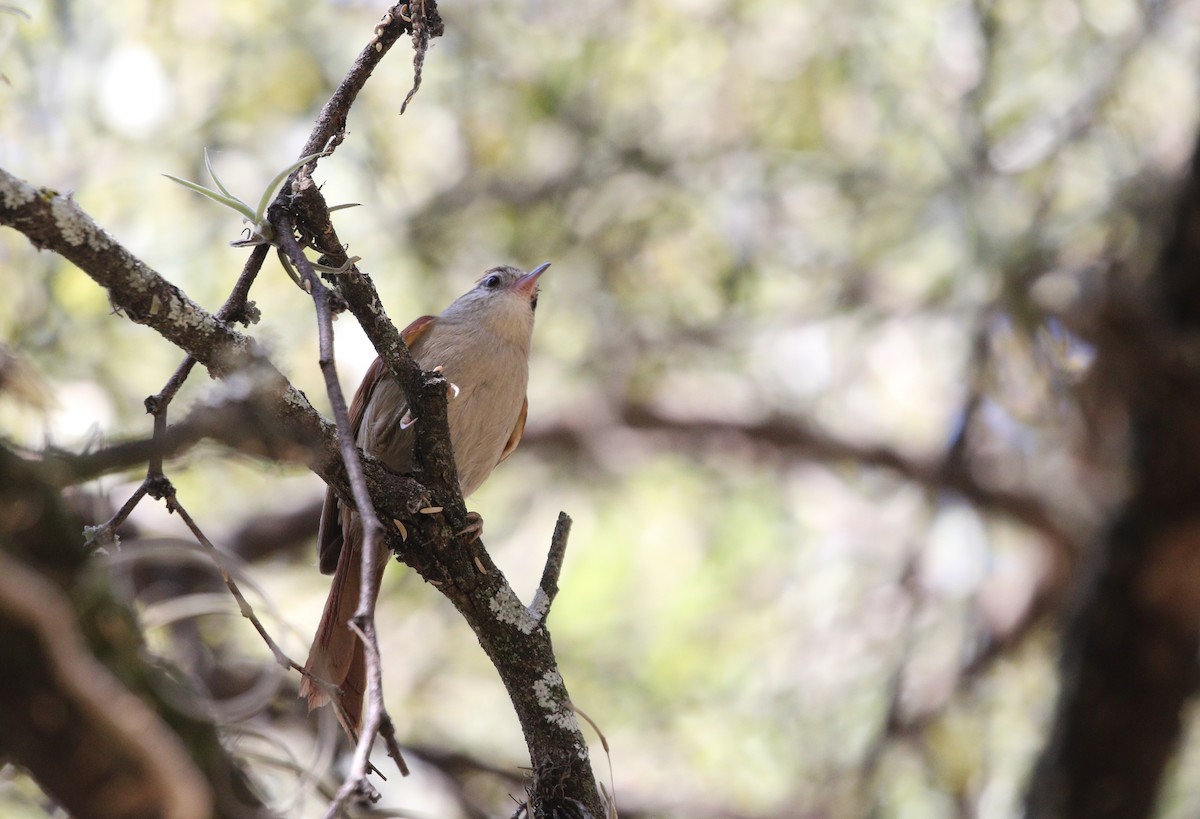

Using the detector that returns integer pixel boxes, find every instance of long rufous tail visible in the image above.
[300,519,386,730]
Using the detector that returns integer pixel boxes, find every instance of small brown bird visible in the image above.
[300,263,549,727]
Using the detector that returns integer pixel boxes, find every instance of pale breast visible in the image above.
[374,322,529,497]
[435,341,529,497]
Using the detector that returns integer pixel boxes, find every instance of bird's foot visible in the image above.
[430,365,461,399]
[456,511,484,540]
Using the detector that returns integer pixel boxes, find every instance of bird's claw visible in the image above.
[429,365,460,398]
[457,511,484,540]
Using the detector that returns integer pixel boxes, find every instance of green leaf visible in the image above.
[203,148,237,200]
[252,150,330,224]
[162,174,255,222]
[275,247,304,288]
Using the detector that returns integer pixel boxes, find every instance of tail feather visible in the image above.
[300,514,385,730]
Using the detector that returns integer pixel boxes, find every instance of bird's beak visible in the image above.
[513,262,550,298]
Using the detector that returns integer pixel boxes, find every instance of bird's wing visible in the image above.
[497,396,528,465]
[349,314,437,431]
[316,314,438,574]
[401,314,438,347]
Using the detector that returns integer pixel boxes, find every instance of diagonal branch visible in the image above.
[0,165,430,536]
[525,402,1077,550]
[275,190,606,814]
[275,214,410,811]
[280,184,605,812]
[531,512,572,626]
[1,0,604,806]
[0,550,213,819]
[294,1,439,163]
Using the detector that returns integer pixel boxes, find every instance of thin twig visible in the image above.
[143,244,269,455]
[145,357,197,478]
[295,3,426,172]
[346,617,410,777]
[82,480,149,552]
[140,243,270,500]
[528,403,1076,552]
[274,215,409,812]
[167,494,308,675]
[77,234,262,549]
[531,512,572,626]
[400,0,430,115]
[106,477,358,744]
[376,715,410,778]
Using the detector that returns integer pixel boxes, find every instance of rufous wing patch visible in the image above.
[498,396,528,465]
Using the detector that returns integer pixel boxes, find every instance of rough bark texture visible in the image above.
[0,0,604,810]
[2,112,604,819]
[0,447,270,819]
[286,184,606,816]
[1026,133,1200,818]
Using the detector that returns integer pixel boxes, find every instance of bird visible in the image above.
[300,262,549,729]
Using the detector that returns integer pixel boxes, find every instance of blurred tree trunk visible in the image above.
[1026,133,1200,818]
[0,445,271,819]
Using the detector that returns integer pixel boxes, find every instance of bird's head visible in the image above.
[442,262,549,345]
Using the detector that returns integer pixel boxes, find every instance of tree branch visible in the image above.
[39,387,312,489]
[525,402,1076,550]
[0,444,272,818]
[278,187,606,811]
[1026,124,1200,819]
[532,512,572,626]
[1,0,605,808]
[0,550,213,819]
[0,164,431,546]
[294,1,439,162]
[275,213,411,810]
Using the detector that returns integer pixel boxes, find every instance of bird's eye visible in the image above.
[482,274,502,289]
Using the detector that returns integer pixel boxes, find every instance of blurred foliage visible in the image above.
[3,0,1200,816]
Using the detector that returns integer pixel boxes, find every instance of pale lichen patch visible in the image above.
[47,195,110,251]
[490,585,540,634]
[51,196,89,247]
[0,174,36,209]
[533,670,580,733]
[90,227,114,251]
[163,290,218,335]
[283,386,313,410]
[528,587,550,623]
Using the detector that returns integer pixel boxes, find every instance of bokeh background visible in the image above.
[3,0,1200,816]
